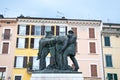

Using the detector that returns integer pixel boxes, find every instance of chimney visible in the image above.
[62,16,65,19]
[0,14,4,18]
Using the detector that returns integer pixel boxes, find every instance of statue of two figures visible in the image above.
[37,30,79,72]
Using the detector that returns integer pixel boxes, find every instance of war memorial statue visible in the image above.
[37,30,79,72]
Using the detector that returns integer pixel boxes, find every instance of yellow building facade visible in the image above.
[12,17,70,80]
[102,23,120,80]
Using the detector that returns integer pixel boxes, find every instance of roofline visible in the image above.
[17,17,101,22]
[103,23,120,26]
[0,17,17,19]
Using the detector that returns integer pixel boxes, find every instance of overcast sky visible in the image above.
[0,0,120,23]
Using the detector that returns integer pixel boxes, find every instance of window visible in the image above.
[45,26,51,35]
[104,36,111,46]
[2,42,9,54]
[17,25,30,35]
[14,56,27,68]
[56,26,67,36]
[15,75,22,80]
[89,42,96,53]
[0,67,6,80]
[107,73,118,80]
[32,57,40,70]
[16,38,29,48]
[41,25,45,35]
[56,26,59,35]
[28,56,50,70]
[59,26,66,36]
[3,29,11,40]
[105,55,113,67]
[46,57,50,66]
[91,64,97,77]
[72,27,77,37]
[89,28,95,38]
[51,26,55,35]
[30,38,40,49]
[31,25,41,36]
[29,56,40,70]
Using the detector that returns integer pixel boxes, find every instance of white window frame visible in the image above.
[34,25,41,36]
[17,38,25,48]
[0,41,10,54]
[88,41,98,54]
[32,56,40,70]
[15,56,24,68]
[0,66,7,80]
[89,63,99,77]
[19,25,26,35]
[2,28,12,40]
[33,38,40,49]
[59,26,66,36]
[105,54,113,67]
[87,27,97,39]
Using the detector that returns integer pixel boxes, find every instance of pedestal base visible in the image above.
[31,73,83,80]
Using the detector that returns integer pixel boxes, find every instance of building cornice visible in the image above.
[18,18,101,26]
[0,19,17,23]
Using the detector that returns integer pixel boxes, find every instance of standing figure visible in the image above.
[60,30,79,71]
[55,36,68,69]
[37,31,56,70]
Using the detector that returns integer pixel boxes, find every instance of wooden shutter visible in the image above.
[51,26,54,35]
[104,36,110,46]
[41,25,45,35]
[17,25,20,34]
[56,26,59,35]
[26,25,30,35]
[31,25,35,35]
[23,56,27,68]
[89,28,95,38]
[25,38,29,48]
[114,74,118,80]
[29,57,33,70]
[0,67,6,72]
[30,38,34,48]
[14,56,17,67]
[107,73,112,80]
[65,26,67,35]
[106,55,113,67]
[16,38,18,48]
[72,27,77,37]
[4,29,10,40]
[90,42,96,53]
[91,65,97,77]
[2,43,9,54]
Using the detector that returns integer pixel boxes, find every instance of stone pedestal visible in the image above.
[31,72,83,80]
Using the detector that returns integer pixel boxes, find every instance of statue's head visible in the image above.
[68,30,74,34]
[68,30,74,38]
[45,31,53,38]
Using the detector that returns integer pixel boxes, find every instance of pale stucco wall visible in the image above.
[0,19,17,80]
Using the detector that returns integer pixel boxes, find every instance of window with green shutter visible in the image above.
[105,55,113,67]
[104,36,111,46]
[107,73,118,80]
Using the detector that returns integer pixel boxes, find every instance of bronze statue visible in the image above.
[37,30,79,72]
[37,31,56,70]
[60,30,79,71]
